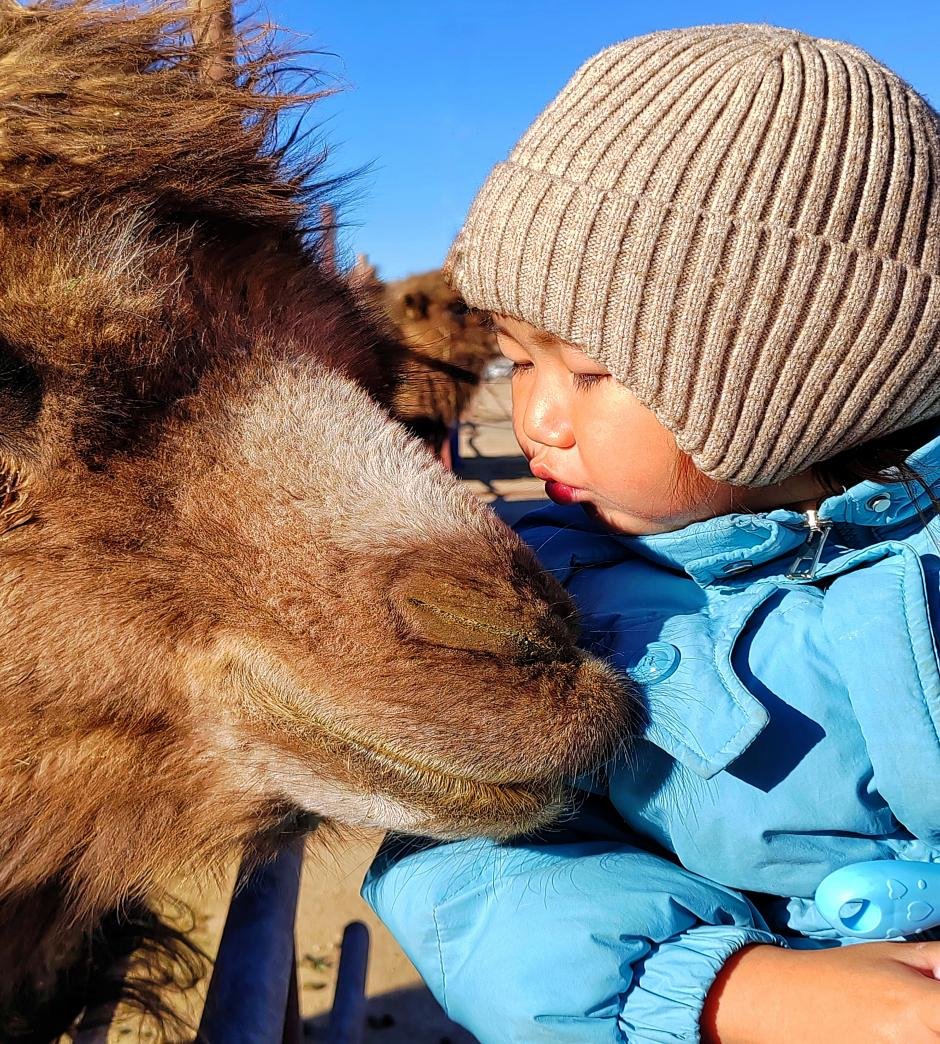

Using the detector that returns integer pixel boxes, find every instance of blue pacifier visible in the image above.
[815,860,940,940]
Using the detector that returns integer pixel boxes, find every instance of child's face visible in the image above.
[493,315,736,535]
[493,316,825,535]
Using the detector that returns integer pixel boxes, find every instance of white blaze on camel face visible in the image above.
[224,358,492,545]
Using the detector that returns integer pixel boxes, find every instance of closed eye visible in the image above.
[572,373,609,391]
[510,361,532,377]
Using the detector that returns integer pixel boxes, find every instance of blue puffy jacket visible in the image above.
[363,433,940,1043]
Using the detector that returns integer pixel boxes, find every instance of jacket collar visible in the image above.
[618,429,940,587]
[517,432,940,780]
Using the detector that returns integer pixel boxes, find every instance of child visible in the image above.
[364,24,940,1043]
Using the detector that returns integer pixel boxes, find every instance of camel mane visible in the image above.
[0,0,328,235]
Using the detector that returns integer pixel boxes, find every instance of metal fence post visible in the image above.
[325,921,370,1044]
[198,836,306,1044]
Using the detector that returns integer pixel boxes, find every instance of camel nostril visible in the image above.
[393,594,522,654]
[391,593,580,663]
[389,559,583,660]
[516,633,577,666]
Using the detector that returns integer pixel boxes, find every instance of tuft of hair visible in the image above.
[0,0,406,456]
[0,890,207,1042]
[0,0,338,246]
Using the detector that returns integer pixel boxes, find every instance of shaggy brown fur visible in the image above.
[0,2,634,1038]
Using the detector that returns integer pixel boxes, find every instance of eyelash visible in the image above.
[509,363,608,390]
[572,373,607,390]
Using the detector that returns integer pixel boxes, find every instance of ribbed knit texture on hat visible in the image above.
[446,25,940,485]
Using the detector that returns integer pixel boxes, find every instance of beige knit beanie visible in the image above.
[446,25,940,486]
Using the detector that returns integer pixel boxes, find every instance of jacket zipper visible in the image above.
[785,508,832,581]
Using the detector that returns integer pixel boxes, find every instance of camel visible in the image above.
[351,261,500,465]
[0,1,633,1037]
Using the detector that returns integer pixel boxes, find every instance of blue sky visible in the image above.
[267,1,940,281]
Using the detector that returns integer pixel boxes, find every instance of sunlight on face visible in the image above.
[494,317,829,535]
[492,315,737,535]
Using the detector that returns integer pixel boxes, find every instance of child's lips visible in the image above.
[544,480,583,505]
[529,463,587,505]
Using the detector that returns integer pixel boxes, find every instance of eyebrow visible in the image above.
[492,318,566,350]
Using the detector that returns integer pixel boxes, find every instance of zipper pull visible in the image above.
[785,508,832,581]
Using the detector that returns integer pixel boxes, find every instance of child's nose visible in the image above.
[522,384,575,449]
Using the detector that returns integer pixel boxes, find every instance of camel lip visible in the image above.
[304,709,568,821]
[246,652,562,786]
[320,721,565,836]
[328,718,558,795]
[224,652,570,825]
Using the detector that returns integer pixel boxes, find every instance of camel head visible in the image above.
[360,266,501,455]
[0,0,635,935]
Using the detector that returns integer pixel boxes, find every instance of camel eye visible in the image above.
[0,347,43,436]
[446,299,469,318]
[403,292,431,320]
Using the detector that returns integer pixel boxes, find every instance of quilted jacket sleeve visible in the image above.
[362,803,787,1044]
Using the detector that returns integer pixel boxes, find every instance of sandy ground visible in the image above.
[105,378,544,1044]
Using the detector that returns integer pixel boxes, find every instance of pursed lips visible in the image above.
[528,461,590,505]
[528,461,577,487]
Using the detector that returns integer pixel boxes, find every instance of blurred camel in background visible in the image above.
[351,256,500,468]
